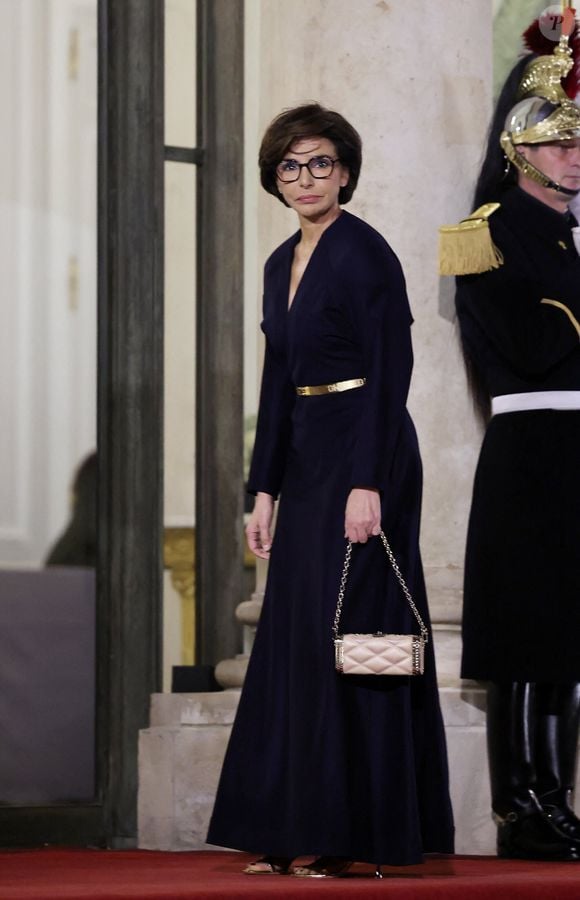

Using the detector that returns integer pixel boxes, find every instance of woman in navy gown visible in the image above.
[207,103,454,876]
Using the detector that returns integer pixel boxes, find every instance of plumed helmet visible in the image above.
[501,32,580,194]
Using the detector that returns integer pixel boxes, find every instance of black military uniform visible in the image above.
[441,31,580,862]
[458,187,580,684]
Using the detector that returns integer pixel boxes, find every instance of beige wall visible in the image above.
[245,0,493,620]
[164,0,196,527]
[163,0,197,688]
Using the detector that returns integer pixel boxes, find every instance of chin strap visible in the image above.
[536,174,580,196]
[545,178,580,197]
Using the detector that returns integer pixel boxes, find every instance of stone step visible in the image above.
[149,690,239,727]
[139,682,494,853]
[139,681,580,855]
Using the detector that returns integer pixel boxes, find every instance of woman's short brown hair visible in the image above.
[259,103,362,206]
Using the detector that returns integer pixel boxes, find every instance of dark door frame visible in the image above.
[98,0,164,847]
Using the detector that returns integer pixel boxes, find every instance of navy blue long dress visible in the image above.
[207,210,454,865]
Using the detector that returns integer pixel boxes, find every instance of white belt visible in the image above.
[492,391,580,415]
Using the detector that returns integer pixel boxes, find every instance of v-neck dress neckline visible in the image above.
[287,212,345,313]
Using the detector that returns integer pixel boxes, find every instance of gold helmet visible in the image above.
[501,33,580,195]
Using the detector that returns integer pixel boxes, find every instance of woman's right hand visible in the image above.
[246,492,275,559]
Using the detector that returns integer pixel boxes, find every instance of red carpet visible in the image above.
[1,849,580,899]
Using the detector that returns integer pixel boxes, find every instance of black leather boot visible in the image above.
[487,682,580,861]
[536,683,580,843]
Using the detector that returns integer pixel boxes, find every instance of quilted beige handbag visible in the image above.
[333,531,428,676]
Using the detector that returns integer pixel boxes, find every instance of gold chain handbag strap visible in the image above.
[332,530,429,643]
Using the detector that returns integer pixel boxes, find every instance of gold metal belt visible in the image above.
[295,377,366,397]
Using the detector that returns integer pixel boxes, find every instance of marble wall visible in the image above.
[245,0,494,629]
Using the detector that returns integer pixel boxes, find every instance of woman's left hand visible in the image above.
[344,488,381,543]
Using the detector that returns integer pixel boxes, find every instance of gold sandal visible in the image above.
[243,856,293,875]
[291,856,352,878]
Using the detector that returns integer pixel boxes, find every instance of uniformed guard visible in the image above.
[441,24,580,861]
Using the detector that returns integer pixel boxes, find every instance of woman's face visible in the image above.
[275,136,349,221]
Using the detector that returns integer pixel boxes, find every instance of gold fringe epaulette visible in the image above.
[438,203,504,276]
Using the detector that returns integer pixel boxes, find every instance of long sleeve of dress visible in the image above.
[246,333,296,498]
[345,251,414,495]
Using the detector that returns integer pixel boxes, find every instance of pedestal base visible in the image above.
[138,682,496,853]
[138,692,239,850]
[138,657,579,854]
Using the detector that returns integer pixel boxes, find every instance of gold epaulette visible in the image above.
[438,202,504,276]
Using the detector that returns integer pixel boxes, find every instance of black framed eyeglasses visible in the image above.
[275,155,340,183]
